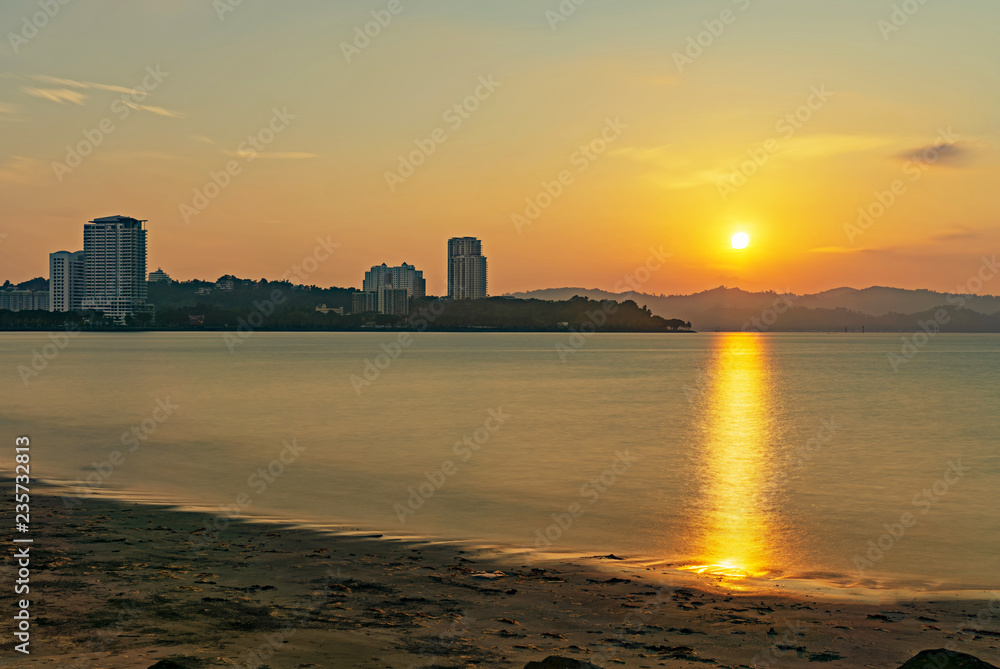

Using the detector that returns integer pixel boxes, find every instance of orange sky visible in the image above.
[1,0,997,296]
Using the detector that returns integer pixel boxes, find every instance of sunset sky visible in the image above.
[1,0,997,296]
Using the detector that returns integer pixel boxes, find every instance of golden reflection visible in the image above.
[680,333,777,581]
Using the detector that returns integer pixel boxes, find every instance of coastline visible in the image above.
[10,482,1000,668]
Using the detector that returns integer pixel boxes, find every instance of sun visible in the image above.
[731,232,750,250]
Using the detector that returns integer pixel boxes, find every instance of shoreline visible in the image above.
[11,483,1000,668]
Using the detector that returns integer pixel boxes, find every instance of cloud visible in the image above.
[0,156,44,184]
[894,142,970,167]
[21,87,87,105]
[0,103,18,114]
[781,134,897,159]
[191,135,215,145]
[807,246,859,254]
[30,75,143,96]
[118,100,184,118]
[932,228,984,243]
[224,150,320,160]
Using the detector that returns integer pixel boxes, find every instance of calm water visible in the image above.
[2,332,998,594]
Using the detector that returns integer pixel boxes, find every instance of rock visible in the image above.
[524,657,603,669]
[147,661,190,669]
[898,649,999,669]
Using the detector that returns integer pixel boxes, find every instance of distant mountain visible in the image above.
[505,286,1000,332]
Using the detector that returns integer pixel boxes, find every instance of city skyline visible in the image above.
[0,2,997,297]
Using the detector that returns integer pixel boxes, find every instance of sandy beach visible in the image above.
[2,484,996,669]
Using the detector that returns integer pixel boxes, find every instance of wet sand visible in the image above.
[4,488,999,669]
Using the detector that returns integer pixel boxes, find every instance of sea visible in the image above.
[2,331,998,597]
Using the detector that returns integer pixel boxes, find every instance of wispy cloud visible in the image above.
[781,134,896,159]
[21,87,87,105]
[119,100,183,118]
[29,75,143,96]
[8,72,183,117]
[0,156,44,184]
[224,150,320,160]
[807,246,859,254]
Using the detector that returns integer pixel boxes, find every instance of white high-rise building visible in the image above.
[49,250,86,312]
[363,263,426,298]
[81,215,149,322]
[447,237,487,300]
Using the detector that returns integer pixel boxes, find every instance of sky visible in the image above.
[0,0,997,296]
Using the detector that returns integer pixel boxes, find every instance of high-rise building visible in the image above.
[377,286,410,316]
[352,291,378,314]
[49,250,86,312]
[148,268,171,283]
[447,237,487,300]
[363,263,425,298]
[81,215,150,322]
[0,290,49,312]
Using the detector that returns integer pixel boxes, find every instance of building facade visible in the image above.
[49,250,86,312]
[447,237,487,300]
[81,215,150,322]
[148,268,171,283]
[352,291,378,314]
[363,263,426,298]
[0,290,49,312]
[377,286,409,316]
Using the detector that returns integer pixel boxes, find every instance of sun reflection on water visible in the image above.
[682,333,779,582]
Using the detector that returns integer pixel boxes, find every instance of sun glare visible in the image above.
[731,232,750,250]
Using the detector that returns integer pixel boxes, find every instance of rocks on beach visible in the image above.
[524,656,604,669]
[898,649,999,669]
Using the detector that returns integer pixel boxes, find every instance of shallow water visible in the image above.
[3,331,997,593]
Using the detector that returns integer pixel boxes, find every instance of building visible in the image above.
[377,286,409,316]
[363,263,426,298]
[315,304,344,316]
[81,215,150,323]
[352,291,378,314]
[49,250,86,312]
[148,268,171,283]
[447,237,487,300]
[0,290,49,312]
